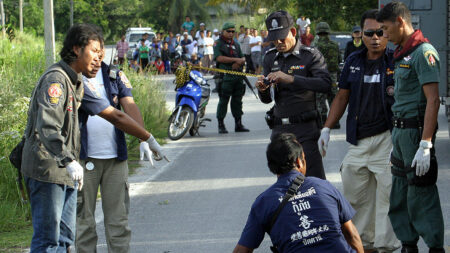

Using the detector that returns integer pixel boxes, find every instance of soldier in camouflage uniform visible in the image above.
[314,22,341,128]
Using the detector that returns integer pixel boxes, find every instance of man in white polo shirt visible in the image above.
[76,61,156,252]
[249,29,262,74]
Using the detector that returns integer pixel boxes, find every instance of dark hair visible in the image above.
[240,25,245,28]
[60,24,103,64]
[360,9,379,30]
[266,133,304,175]
[377,1,411,24]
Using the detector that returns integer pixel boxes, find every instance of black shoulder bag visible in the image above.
[267,174,305,253]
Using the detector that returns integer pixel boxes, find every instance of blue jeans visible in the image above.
[25,177,77,253]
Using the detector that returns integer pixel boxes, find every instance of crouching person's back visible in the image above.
[233,133,364,253]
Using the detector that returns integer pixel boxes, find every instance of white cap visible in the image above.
[176,33,180,37]
[200,23,205,26]
[213,28,218,33]
[183,32,188,35]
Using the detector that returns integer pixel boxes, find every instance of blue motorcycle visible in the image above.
[167,70,211,140]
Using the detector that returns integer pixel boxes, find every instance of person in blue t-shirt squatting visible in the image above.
[233,133,364,253]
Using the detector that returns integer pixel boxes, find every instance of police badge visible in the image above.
[386,86,394,96]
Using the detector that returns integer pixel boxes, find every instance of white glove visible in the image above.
[411,140,432,176]
[140,141,154,166]
[66,160,83,181]
[66,160,84,190]
[317,127,330,157]
[146,135,170,162]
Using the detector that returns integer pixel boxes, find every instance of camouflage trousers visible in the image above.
[316,72,338,125]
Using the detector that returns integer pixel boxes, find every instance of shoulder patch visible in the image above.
[83,77,101,98]
[47,83,63,105]
[119,71,132,88]
[424,50,437,66]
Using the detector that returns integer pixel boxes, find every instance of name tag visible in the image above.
[399,64,410,69]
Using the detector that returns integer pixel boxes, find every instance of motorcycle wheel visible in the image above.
[167,106,194,140]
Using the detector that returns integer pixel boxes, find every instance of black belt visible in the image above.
[273,110,318,126]
[392,117,422,129]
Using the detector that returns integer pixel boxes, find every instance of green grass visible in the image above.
[124,68,170,173]
[123,67,170,151]
[0,33,169,250]
[0,227,33,252]
[0,33,46,250]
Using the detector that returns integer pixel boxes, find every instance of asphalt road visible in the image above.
[91,70,450,252]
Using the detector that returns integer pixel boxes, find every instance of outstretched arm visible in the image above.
[341,220,364,253]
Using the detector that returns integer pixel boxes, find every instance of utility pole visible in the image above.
[43,0,55,67]
[0,0,5,38]
[70,0,73,27]
[19,0,23,32]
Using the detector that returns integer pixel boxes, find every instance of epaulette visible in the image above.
[300,45,315,52]
[265,47,277,56]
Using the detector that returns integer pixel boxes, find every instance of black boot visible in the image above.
[235,118,250,132]
[401,244,418,253]
[218,119,228,134]
[429,248,445,253]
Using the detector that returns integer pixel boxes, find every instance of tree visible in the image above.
[206,0,378,31]
[143,0,212,33]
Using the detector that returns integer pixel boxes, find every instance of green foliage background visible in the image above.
[3,0,376,43]
[0,33,44,251]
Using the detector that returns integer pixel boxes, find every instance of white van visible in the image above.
[125,27,156,59]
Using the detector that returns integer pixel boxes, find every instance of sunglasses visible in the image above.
[226,30,236,33]
[363,29,383,37]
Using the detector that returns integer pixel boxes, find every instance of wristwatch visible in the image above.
[419,140,433,149]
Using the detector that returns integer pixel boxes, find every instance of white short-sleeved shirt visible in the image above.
[85,70,117,159]
[250,36,262,52]
[203,37,214,55]
[197,38,205,55]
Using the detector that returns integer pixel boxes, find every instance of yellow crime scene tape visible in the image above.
[174,63,260,89]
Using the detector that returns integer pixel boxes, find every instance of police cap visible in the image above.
[265,10,294,41]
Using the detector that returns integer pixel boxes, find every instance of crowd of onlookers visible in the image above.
[114,14,360,75]
[115,16,223,75]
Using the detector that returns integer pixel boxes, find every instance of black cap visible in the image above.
[265,10,294,41]
[352,26,361,33]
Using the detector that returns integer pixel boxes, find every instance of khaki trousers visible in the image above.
[201,54,213,70]
[76,158,131,253]
[340,130,400,252]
